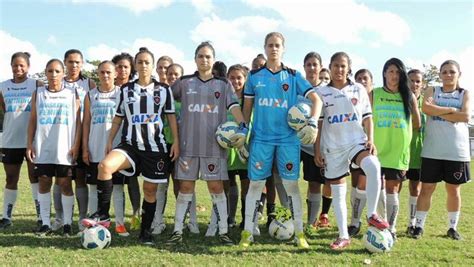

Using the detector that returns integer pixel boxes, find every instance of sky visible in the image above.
[0,0,473,89]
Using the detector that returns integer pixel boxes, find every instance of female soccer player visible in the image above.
[83,47,179,246]
[156,56,173,84]
[300,52,332,234]
[319,68,331,84]
[411,60,470,240]
[166,42,247,246]
[0,52,43,229]
[314,52,388,250]
[372,58,421,240]
[251,54,266,70]
[240,32,322,249]
[27,59,82,236]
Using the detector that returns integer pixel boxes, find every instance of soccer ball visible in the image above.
[216,121,239,149]
[287,102,311,130]
[363,226,394,253]
[81,225,112,249]
[268,218,295,240]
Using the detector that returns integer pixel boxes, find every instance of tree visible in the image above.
[82,60,100,85]
[422,64,441,87]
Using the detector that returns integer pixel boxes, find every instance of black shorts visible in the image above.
[421,158,471,185]
[381,167,406,181]
[34,164,73,178]
[75,148,87,169]
[301,151,325,184]
[228,169,248,181]
[406,168,421,181]
[85,163,129,185]
[114,143,170,183]
[1,148,26,164]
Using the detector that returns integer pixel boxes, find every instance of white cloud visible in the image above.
[0,30,51,80]
[71,0,173,14]
[191,0,215,14]
[241,0,410,46]
[46,35,58,45]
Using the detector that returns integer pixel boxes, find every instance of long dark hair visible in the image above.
[382,57,412,119]
[112,52,136,79]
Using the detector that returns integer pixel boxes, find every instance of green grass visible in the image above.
[0,164,473,266]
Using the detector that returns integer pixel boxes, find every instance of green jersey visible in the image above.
[227,98,247,171]
[163,101,181,144]
[408,95,425,169]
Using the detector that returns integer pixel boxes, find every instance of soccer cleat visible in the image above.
[317,214,331,228]
[115,224,130,237]
[51,218,63,231]
[304,224,318,237]
[330,237,351,250]
[81,212,111,229]
[406,226,415,235]
[294,232,310,249]
[36,220,43,228]
[130,215,141,230]
[348,222,361,237]
[219,233,235,246]
[367,214,389,230]
[239,230,253,248]
[447,228,462,240]
[166,231,183,246]
[410,226,423,239]
[36,225,53,237]
[63,224,72,237]
[187,222,200,234]
[205,222,218,237]
[0,218,12,229]
[151,223,166,235]
[139,229,155,246]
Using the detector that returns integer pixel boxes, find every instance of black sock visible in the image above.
[141,200,156,232]
[267,203,276,217]
[321,196,332,214]
[97,180,113,217]
[258,193,266,213]
[240,198,246,228]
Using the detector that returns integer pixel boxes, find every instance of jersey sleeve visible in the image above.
[171,79,182,101]
[225,81,240,110]
[295,71,313,97]
[163,86,175,114]
[359,85,372,119]
[243,74,255,98]
[115,88,125,117]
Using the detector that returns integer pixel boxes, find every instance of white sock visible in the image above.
[448,211,460,230]
[211,192,228,234]
[62,194,74,225]
[415,210,428,229]
[76,186,88,220]
[244,180,266,233]
[209,203,218,227]
[274,174,289,208]
[113,185,125,225]
[88,185,98,215]
[189,193,197,224]
[38,192,51,227]
[350,189,366,226]
[282,180,304,233]
[174,192,193,234]
[153,183,168,226]
[3,188,17,220]
[307,193,321,225]
[331,183,349,239]
[408,196,417,227]
[360,155,381,219]
[53,184,63,221]
[386,193,399,232]
[377,189,387,220]
[228,184,239,223]
[30,183,40,220]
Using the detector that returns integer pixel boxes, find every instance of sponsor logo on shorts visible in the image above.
[286,162,293,171]
[214,91,221,99]
[453,171,462,180]
[157,159,165,171]
[208,163,216,173]
[180,160,189,171]
[154,96,161,105]
[255,161,263,170]
[351,98,358,105]
[282,83,289,91]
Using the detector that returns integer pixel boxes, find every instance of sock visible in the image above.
[76,186,88,220]
[244,180,266,233]
[267,202,276,218]
[3,188,17,220]
[189,193,197,224]
[408,196,417,227]
[141,200,156,232]
[331,183,349,239]
[209,204,218,227]
[350,189,366,226]
[386,193,399,232]
[30,183,40,220]
[61,194,74,225]
[240,198,246,224]
[53,184,63,221]
[360,155,382,219]
[97,180,113,217]
[415,210,428,229]
[321,195,332,214]
[211,192,228,235]
[350,186,356,212]
[307,193,321,225]
[228,184,239,224]
[88,184,98,215]
[128,176,141,216]
[153,183,168,226]
[174,192,193,234]
[448,211,460,230]
[258,192,266,214]
[38,192,51,227]
[274,175,289,208]
[113,185,125,225]
[282,180,304,233]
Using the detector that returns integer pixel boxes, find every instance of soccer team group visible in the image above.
[0,31,470,250]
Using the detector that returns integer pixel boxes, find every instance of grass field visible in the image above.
[0,164,473,266]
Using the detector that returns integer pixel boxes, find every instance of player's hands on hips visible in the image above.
[231,122,249,148]
[365,140,377,156]
[298,118,318,145]
[237,143,249,164]
[170,143,179,162]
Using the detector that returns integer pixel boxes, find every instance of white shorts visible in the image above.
[323,144,367,179]
[175,156,229,181]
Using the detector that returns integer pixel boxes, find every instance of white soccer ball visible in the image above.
[268,218,295,240]
[216,121,239,149]
[287,102,312,130]
[363,226,394,253]
[81,225,112,249]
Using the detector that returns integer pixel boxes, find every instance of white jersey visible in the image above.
[63,77,92,119]
[421,86,470,161]
[300,83,326,156]
[0,78,36,148]
[34,85,78,165]
[87,87,121,162]
[317,81,371,153]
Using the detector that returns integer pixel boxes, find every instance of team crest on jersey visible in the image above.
[208,163,216,173]
[214,91,221,99]
[154,96,161,105]
[157,159,165,171]
[286,162,293,171]
[282,83,289,91]
[351,98,358,105]
[453,172,462,180]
